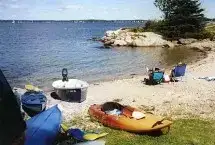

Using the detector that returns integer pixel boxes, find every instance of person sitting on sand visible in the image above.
[144,67,164,85]
[169,62,187,82]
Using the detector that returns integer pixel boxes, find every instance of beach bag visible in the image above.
[152,72,164,84]
[164,74,170,82]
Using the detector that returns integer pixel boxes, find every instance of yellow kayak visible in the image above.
[89,104,173,133]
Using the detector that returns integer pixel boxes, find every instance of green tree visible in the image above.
[154,0,205,39]
[154,0,173,19]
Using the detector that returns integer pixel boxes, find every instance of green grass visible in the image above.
[102,119,215,145]
[62,115,215,145]
[128,22,215,40]
[205,24,215,33]
[129,27,145,33]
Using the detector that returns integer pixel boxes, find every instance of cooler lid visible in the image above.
[52,79,89,89]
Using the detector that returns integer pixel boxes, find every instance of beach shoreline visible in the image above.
[86,50,207,86]
[40,46,215,122]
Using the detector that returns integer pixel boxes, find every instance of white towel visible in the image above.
[132,111,145,119]
[164,74,170,82]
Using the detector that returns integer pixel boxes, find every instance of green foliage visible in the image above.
[129,27,145,33]
[130,0,214,40]
[142,20,215,40]
[205,24,215,33]
[154,0,173,19]
[204,24,215,40]
[104,119,215,145]
[154,0,206,39]
[183,31,214,39]
[143,20,165,32]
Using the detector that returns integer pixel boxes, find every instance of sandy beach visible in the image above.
[41,46,215,122]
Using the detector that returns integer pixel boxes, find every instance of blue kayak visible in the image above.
[21,92,47,117]
[25,105,62,145]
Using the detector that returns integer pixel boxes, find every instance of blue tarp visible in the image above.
[25,105,62,145]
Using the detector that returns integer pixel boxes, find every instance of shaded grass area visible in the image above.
[205,24,215,33]
[102,119,215,145]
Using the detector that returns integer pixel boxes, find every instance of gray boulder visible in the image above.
[113,40,127,46]
[178,38,198,45]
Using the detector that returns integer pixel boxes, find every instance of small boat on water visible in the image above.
[89,104,173,133]
[25,105,62,145]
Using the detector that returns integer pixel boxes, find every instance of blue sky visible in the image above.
[0,0,214,20]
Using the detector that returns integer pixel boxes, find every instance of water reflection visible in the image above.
[112,46,205,68]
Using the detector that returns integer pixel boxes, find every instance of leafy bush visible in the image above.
[183,31,214,40]
[144,20,164,32]
[129,20,215,40]
[129,27,145,33]
[142,20,215,40]
[205,24,215,34]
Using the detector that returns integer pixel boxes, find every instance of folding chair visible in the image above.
[171,64,187,82]
[152,71,164,85]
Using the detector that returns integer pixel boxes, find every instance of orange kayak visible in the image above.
[89,104,173,133]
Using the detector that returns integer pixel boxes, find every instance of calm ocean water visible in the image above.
[0,21,203,89]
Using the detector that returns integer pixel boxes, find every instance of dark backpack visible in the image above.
[0,70,26,145]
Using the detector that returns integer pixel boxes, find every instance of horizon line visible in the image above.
[0,19,147,21]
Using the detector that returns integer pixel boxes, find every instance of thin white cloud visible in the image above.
[10,4,19,8]
[133,15,140,19]
[112,8,119,11]
[87,8,93,12]
[64,4,83,10]
[11,14,17,18]
[57,4,83,11]
[57,8,64,11]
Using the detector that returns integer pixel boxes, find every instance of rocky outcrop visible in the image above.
[101,28,175,48]
[178,38,198,45]
[99,28,215,51]
[187,39,215,51]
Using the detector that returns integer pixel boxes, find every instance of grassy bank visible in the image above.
[103,119,215,145]
[129,22,215,40]
[62,118,215,145]
[205,24,215,35]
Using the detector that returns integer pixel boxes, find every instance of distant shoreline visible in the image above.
[0,20,147,23]
[1,19,214,23]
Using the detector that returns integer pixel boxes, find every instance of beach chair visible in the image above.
[144,67,164,85]
[151,71,164,85]
[171,64,187,81]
